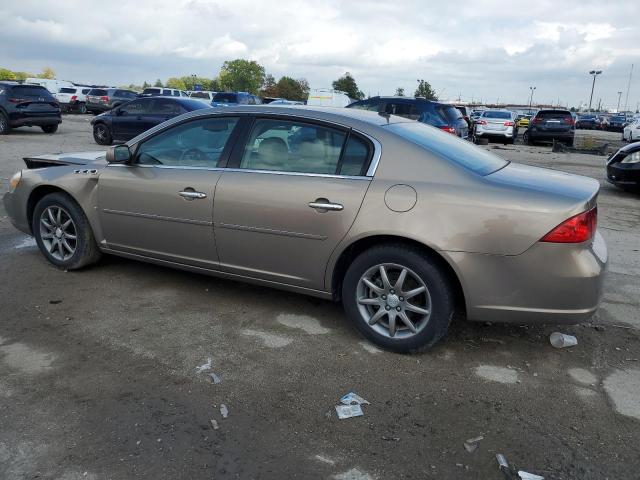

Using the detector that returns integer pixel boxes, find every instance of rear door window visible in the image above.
[239,119,347,174]
[120,99,151,115]
[150,99,186,115]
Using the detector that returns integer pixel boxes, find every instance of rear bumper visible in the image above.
[8,112,61,127]
[86,102,110,112]
[475,127,515,138]
[528,129,574,141]
[448,231,608,324]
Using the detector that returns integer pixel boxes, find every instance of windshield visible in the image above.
[385,121,508,176]
[483,111,511,119]
[212,93,238,103]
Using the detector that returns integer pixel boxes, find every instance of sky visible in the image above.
[1,0,639,110]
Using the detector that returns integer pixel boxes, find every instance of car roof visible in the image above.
[367,96,444,105]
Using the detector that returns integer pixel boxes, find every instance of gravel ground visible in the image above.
[1,115,639,480]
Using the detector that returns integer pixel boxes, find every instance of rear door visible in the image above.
[98,116,242,267]
[213,116,374,290]
[148,98,187,127]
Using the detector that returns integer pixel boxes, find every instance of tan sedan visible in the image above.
[3,106,607,352]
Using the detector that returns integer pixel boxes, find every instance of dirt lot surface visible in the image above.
[1,116,639,480]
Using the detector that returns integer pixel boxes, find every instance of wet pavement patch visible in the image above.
[475,365,519,384]
[241,329,293,348]
[277,313,330,334]
[603,369,640,420]
[0,342,56,374]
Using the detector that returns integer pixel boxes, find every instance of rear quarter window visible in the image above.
[385,121,508,175]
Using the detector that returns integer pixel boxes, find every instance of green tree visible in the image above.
[154,79,163,87]
[260,74,278,97]
[37,67,56,79]
[0,68,17,81]
[414,79,437,100]
[276,76,309,101]
[166,77,187,90]
[395,87,405,97]
[13,71,31,81]
[218,59,265,94]
[142,81,150,89]
[332,72,364,100]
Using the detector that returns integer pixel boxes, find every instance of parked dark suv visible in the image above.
[525,109,575,146]
[0,82,61,134]
[90,96,209,145]
[85,88,139,114]
[211,92,262,106]
[346,96,469,139]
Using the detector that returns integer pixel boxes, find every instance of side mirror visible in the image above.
[116,109,127,116]
[106,145,132,164]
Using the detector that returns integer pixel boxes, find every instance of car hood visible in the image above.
[23,151,108,169]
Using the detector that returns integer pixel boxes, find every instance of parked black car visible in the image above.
[211,92,262,106]
[524,109,575,146]
[575,115,599,130]
[0,82,61,134]
[606,115,627,132]
[606,141,640,192]
[85,88,139,115]
[346,96,469,139]
[90,96,210,145]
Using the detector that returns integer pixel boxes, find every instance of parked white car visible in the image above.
[188,90,217,102]
[623,119,640,142]
[141,87,189,97]
[473,110,518,144]
[307,88,352,107]
[54,86,92,113]
[25,78,75,94]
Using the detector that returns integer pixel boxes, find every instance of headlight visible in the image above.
[9,171,22,192]
[621,152,640,164]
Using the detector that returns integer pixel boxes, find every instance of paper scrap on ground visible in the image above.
[195,358,212,373]
[340,392,370,406]
[335,404,363,419]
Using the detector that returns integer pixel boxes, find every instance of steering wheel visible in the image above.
[180,148,206,162]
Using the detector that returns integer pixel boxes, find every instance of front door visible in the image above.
[213,117,374,290]
[98,116,241,268]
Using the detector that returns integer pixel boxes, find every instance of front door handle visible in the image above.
[308,199,343,212]
[179,190,207,200]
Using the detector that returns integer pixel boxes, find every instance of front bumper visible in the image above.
[448,232,608,324]
[3,190,31,235]
[607,162,640,189]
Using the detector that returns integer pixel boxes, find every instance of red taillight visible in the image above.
[477,120,487,125]
[564,117,575,126]
[533,117,543,124]
[541,207,597,243]
[439,126,456,134]
[71,95,77,102]
[504,121,514,126]
[8,98,25,103]
[100,96,109,103]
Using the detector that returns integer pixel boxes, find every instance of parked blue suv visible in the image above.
[0,82,61,134]
[346,96,469,139]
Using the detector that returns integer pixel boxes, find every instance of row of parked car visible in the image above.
[575,113,639,132]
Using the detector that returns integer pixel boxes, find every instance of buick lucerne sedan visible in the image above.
[3,106,608,352]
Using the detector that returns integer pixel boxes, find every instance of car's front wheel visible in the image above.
[32,192,102,270]
[41,124,58,134]
[93,123,112,145]
[342,244,455,353]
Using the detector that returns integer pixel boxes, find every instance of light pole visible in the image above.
[617,91,623,112]
[528,86,536,112]
[588,70,602,112]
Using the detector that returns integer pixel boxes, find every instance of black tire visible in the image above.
[41,124,58,134]
[342,244,455,353]
[0,112,10,134]
[32,192,101,270]
[93,123,112,145]
[566,138,574,147]
[78,103,87,114]
[524,130,533,145]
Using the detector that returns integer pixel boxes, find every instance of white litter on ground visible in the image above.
[276,313,330,334]
[603,369,640,420]
[475,365,519,384]
[14,237,36,249]
[314,454,336,466]
[332,468,374,480]
[195,357,212,373]
[241,329,292,348]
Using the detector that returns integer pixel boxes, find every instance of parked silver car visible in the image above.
[474,109,518,144]
[3,106,607,352]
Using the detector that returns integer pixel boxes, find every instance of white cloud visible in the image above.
[0,0,638,108]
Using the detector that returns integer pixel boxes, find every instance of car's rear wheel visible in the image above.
[523,130,533,145]
[0,112,10,135]
[93,123,112,145]
[342,244,455,353]
[78,103,87,114]
[32,192,101,270]
[41,124,58,134]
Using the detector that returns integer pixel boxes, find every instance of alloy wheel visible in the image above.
[356,263,432,339]
[95,125,107,142]
[39,205,77,261]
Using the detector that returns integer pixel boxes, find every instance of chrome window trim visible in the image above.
[124,109,383,177]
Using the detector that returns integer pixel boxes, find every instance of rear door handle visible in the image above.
[179,190,207,200]
[308,200,343,211]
